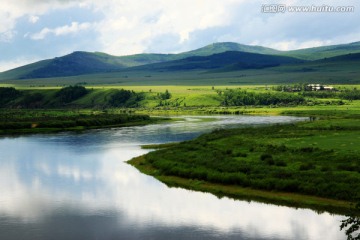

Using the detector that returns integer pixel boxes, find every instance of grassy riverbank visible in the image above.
[130,155,352,214]
[0,109,162,135]
[128,118,360,215]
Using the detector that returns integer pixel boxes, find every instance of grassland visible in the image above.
[92,84,359,215]
[2,84,359,110]
[0,109,162,135]
[2,83,360,121]
[128,117,360,215]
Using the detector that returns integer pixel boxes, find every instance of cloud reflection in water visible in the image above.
[0,116,346,239]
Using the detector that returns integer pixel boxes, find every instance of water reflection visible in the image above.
[0,115,346,239]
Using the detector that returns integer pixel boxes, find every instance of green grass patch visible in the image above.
[0,109,163,135]
[128,119,360,214]
[129,155,354,215]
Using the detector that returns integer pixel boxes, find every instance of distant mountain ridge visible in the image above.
[176,42,281,57]
[21,52,125,79]
[283,41,360,60]
[1,41,360,80]
[129,51,304,72]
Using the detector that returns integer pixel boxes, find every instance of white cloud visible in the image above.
[210,0,360,51]
[30,22,91,40]
[29,15,40,24]
[0,0,86,35]
[82,0,360,55]
[90,0,243,55]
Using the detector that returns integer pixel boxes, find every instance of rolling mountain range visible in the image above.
[1,41,360,81]
[128,51,303,72]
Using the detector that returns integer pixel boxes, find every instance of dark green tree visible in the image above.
[20,93,44,108]
[341,203,360,240]
[108,89,144,107]
[160,90,171,100]
[0,87,21,106]
[56,86,88,103]
[109,89,133,107]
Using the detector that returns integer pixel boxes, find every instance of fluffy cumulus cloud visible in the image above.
[88,0,242,55]
[0,0,360,71]
[86,0,360,53]
[0,0,86,43]
[28,15,40,24]
[30,22,92,40]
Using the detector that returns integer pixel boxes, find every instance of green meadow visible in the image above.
[2,82,360,214]
[2,83,359,110]
[129,117,360,214]
[0,109,160,135]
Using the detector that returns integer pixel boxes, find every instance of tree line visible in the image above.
[220,89,305,106]
[0,86,145,108]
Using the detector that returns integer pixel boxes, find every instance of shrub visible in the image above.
[339,90,360,100]
[320,166,331,172]
[266,158,275,166]
[56,86,88,103]
[233,151,248,157]
[221,89,305,106]
[0,87,21,106]
[275,160,287,167]
[159,90,171,100]
[337,164,359,172]
[224,149,233,155]
[299,163,315,171]
[20,93,44,108]
[299,147,318,153]
[260,153,273,161]
[109,89,144,107]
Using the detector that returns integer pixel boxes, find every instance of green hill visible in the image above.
[1,41,360,80]
[317,52,360,62]
[0,42,283,80]
[129,51,304,72]
[0,52,123,80]
[176,42,281,57]
[282,41,360,60]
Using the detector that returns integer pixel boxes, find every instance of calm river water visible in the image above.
[0,115,347,240]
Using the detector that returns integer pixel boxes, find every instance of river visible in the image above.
[0,115,347,240]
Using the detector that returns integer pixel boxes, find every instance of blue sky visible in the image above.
[0,0,359,71]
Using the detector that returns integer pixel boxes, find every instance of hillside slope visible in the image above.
[1,41,360,80]
[283,41,360,60]
[0,52,125,80]
[0,43,283,80]
[177,42,281,58]
[129,51,304,72]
